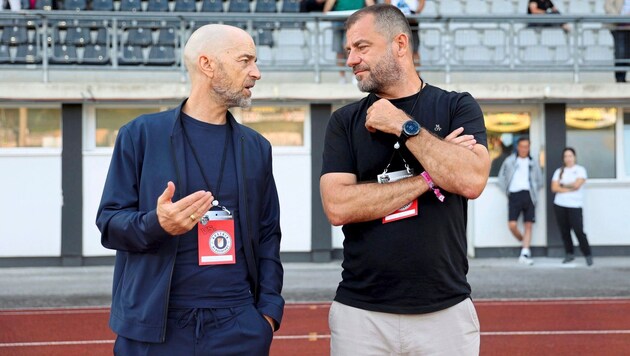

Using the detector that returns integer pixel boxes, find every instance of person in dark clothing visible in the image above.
[96,24,284,355]
[320,5,490,355]
[527,0,570,31]
[605,0,630,82]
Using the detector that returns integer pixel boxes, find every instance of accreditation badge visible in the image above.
[377,167,418,224]
[197,210,236,265]
[382,199,418,224]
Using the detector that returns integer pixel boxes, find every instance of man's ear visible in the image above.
[394,33,410,57]
[198,55,215,78]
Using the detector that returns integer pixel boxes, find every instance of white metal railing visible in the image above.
[0,11,627,83]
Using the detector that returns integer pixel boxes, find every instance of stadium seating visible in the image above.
[174,0,198,12]
[0,44,10,64]
[200,0,223,12]
[91,0,114,11]
[61,0,87,11]
[83,44,110,64]
[14,44,41,64]
[119,0,142,12]
[147,0,169,12]
[50,44,79,64]
[147,45,176,65]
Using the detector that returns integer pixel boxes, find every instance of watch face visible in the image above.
[404,120,421,136]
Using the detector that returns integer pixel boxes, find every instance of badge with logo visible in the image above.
[197,209,236,265]
[382,199,418,224]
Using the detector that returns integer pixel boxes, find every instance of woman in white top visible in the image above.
[551,148,593,266]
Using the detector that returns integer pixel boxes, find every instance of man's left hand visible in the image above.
[366,98,408,135]
[263,315,275,332]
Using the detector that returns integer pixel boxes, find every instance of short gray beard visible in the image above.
[213,62,252,108]
[356,48,401,93]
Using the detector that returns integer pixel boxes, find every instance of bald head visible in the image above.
[184,24,254,78]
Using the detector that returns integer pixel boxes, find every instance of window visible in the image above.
[234,105,306,147]
[0,107,61,148]
[566,107,616,179]
[484,111,531,177]
[95,107,162,147]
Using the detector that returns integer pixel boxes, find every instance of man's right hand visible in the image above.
[156,181,214,236]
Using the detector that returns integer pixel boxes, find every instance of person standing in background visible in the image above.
[385,0,425,70]
[324,0,375,84]
[605,0,630,83]
[0,0,21,11]
[497,137,543,265]
[551,148,593,266]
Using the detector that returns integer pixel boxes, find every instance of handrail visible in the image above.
[0,11,627,83]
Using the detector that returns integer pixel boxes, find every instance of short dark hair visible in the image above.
[517,136,530,144]
[346,4,414,49]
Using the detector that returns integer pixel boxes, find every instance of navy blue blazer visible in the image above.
[96,100,284,343]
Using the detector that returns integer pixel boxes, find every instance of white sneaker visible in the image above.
[518,254,534,265]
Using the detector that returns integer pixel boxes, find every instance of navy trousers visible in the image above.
[114,304,273,356]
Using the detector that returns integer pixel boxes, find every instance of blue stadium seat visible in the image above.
[0,44,10,63]
[226,0,250,29]
[227,0,249,12]
[34,0,54,10]
[125,27,153,46]
[1,26,28,45]
[254,0,276,30]
[280,0,299,12]
[14,44,41,64]
[147,0,169,12]
[156,27,176,45]
[254,29,274,47]
[50,44,79,64]
[255,0,275,12]
[65,27,91,46]
[94,27,108,45]
[200,0,223,12]
[91,0,114,11]
[61,0,87,11]
[83,44,110,64]
[119,45,145,65]
[147,45,176,65]
[174,0,197,12]
[279,0,305,29]
[119,0,142,12]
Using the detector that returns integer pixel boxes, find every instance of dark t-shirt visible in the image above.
[321,84,487,314]
[169,113,253,308]
[527,0,555,14]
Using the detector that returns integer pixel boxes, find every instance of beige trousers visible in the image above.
[329,298,480,356]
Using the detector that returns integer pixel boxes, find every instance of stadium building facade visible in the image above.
[1,3,629,266]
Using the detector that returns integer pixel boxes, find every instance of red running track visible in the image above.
[1,299,629,355]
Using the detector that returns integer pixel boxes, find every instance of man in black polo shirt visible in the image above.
[320,5,490,355]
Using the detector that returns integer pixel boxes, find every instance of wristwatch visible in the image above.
[399,120,421,143]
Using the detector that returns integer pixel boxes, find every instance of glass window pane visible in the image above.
[96,108,161,147]
[484,111,531,177]
[566,107,616,179]
[0,107,61,148]
[623,111,630,177]
[238,106,305,147]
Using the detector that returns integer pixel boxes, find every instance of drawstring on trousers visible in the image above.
[176,308,226,344]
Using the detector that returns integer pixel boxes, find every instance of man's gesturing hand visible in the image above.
[157,181,214,236]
